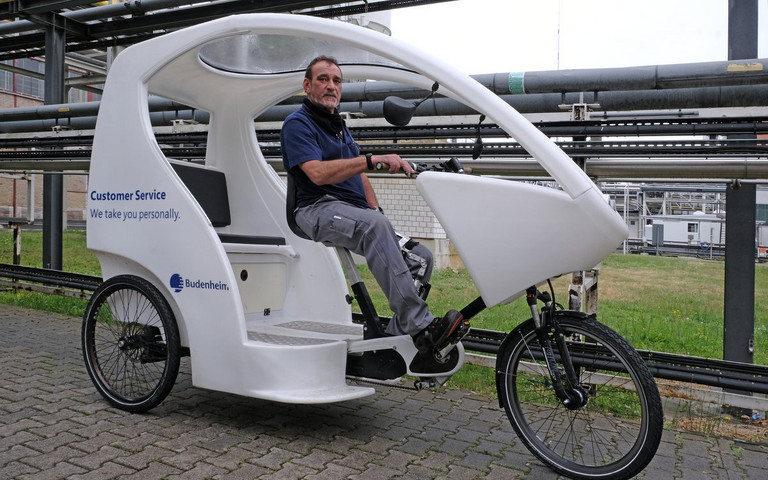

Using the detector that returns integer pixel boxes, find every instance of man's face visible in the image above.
[304,61,342,113]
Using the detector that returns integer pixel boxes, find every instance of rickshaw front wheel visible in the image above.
[82,275,181,413]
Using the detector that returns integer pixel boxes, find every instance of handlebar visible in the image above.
[374,157,471,176]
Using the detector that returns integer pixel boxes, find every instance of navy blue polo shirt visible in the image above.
[281,104,367,209]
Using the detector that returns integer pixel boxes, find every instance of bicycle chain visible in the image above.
[348,377,420,392]
[349,376,452,392]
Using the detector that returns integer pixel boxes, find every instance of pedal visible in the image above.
[434,319,471,360]
[451,318,471,343]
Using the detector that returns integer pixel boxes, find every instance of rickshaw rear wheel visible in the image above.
[82,274,181,413]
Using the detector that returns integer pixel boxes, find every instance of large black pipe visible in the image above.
[2,56,767,127]
[286,58,768,102]
[2,84,768,134]
[267,84,768,121]
[473,59,768,94]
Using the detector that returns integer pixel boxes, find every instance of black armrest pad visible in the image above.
[218,234,286,246]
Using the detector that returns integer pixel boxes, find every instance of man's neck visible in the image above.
[303,98,344,136]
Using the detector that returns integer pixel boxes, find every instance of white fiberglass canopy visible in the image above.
[92,13,627,315]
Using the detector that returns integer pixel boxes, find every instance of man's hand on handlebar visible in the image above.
[373,156,469,177]
[373,154,415,177]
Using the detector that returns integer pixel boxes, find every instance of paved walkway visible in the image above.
[1,304,766,479]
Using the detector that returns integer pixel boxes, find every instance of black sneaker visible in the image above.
[412,310,463,354]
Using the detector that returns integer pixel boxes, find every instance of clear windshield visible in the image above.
[198,33,410,74]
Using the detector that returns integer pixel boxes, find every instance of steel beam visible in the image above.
[723,181,756,366]
[42,19,65,270]
[722,0,758,380]
[728,0,758,60]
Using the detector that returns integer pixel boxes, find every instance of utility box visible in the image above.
[652,224,664,246]
[652,224,664,254]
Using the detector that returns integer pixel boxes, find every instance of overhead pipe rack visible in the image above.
[1,57,767,133]
[2,84,767,133]
[1,114,767,176]
[0,0,449,61]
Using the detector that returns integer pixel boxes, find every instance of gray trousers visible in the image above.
[295,196,434,336]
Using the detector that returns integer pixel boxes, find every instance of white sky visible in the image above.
[389,0,767,75]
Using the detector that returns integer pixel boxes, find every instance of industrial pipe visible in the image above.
[1,56,767,125]
[3,84,768,134]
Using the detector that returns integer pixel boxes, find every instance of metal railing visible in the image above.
[0,260,764,399]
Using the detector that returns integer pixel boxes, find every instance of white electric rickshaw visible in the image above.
[82,14,662,479]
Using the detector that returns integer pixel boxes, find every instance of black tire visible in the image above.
[82,275,181,413]
[496,313,663,480]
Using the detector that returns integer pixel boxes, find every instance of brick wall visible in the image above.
[369,176,456,269]
[0,174,88,222]
[0,94,41,109]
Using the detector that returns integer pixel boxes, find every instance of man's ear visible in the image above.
[302,77,311,93]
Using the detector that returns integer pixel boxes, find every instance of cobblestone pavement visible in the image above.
[1,304,767,479]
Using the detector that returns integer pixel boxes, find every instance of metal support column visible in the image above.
[569,268,600,315]
[723,0,758,370]
[42,19,65,270]
[723,181,756,366]
[567,101,600,315]
[728,0,758,61]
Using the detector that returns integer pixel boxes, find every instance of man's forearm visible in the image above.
[300,153,413,186]
[300,157,368,185]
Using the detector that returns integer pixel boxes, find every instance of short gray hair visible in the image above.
[304,55,341,80]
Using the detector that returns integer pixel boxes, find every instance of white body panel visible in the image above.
[87,13,627,403]
[418,173,627,307]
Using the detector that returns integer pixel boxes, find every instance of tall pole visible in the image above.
[43,18,65,270]
[728,0,758,61]
[723,0,758,370]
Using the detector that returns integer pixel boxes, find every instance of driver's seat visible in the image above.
[285,170,311,240]
[286,170,388,339]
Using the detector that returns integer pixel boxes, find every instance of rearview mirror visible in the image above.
[383,96,418,126]
[383,82,439,126]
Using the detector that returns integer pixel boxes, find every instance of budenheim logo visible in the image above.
[170,273,229,293]
[170,273,184,293]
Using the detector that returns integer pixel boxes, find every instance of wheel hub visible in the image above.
[563,385,589,410]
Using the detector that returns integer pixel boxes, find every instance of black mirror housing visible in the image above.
[383,96,417,126]
[383,82,440,126]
